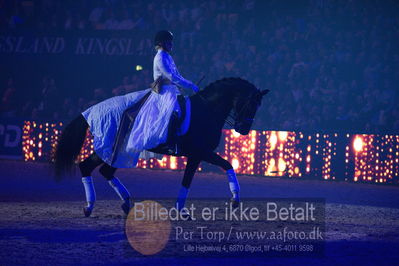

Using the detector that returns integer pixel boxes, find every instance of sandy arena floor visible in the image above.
[0,160,398,265]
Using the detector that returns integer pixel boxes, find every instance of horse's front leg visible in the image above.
[202,152,240,208]
[176,156,201,215]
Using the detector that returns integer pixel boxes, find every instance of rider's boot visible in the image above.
[166,112,180,155]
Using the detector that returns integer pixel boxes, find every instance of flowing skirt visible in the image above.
[82,85,179,168]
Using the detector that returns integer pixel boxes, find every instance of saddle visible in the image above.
[110,93,190,164]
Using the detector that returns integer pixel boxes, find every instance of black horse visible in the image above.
[54,77,269,216]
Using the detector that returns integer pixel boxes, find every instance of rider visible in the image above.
[153,30,199,94]
[152,30,199,153]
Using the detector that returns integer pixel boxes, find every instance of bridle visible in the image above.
[226,91,261,127]
[196,89,258,128]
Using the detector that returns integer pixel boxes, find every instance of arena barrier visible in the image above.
[16,120,398,184]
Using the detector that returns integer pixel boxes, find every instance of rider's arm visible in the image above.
[157,52,199,92]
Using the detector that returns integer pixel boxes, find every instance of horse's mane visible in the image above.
[199,77,257,98]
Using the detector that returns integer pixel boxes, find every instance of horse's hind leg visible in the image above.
[99,164,133,215]
[78,153,103,217]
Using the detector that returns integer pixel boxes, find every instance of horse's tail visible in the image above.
[54,114,88,178]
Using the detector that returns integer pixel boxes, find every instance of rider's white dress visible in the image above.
[82,49,197,168]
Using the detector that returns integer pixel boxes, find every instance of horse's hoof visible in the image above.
[121,200,133,215]
[83,207,92,217]
[230,198,240,209]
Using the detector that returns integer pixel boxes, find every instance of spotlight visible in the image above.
[353,137,363,152]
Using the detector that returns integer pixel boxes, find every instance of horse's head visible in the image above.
[231,80,269,135]
[198,78,269,135]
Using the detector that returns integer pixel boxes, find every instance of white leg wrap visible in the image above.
[108,177,131,201]
[176,186,189,211]
[226,169,240,197]
[82,176,96,209]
